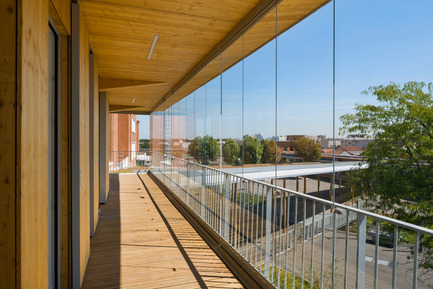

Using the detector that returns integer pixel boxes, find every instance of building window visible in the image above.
[131,142,136,159]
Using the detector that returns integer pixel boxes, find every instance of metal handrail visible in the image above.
[160,153,433,235]
[151,151,433,289]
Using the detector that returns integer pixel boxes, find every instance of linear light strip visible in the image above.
[147,34,159,60]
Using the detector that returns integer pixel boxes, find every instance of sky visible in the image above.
[139,0,433,140]
[137,115,149,139]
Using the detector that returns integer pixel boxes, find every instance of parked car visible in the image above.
[367,229,398,247]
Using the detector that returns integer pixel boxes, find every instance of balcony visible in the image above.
[82,173,242,288]
[82,153,433,288]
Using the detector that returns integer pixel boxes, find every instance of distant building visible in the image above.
[320,138,342,148]
[340,135,374,148]
[234,138,243,146]
[276,135,306,153]
[322,146,364,156]
[109,114,140,170]
[243,133,265,141]
[317,135,327,141]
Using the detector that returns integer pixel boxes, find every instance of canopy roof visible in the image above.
[81,0,329,113]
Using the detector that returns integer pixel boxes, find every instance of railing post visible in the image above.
[186,163,190,205]
[357,200,366,289]
[264,187,273,280]
[201,167,206,219]
[223,174,231,241]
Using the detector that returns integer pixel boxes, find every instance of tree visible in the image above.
[187,138,198,160]
[261,139,281,164]
[139,139,149,149]
[187,135,220,164]
[242,136,263,164]
[294,136,321,162]
[340,81,433,271]
[222,138,240,165]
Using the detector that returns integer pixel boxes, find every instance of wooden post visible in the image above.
[271,178,273,185]
[283,178,286,189]
[296,176,299,192]
[317,175,320,192]
[303,176,307,194]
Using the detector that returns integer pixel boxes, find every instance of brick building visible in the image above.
[109,114,140,170]
[276,135,306,153]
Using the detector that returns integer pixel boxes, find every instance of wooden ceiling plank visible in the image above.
[80,1,235,24]
[83,16,226,42]
[80,0,330,113]
[99,78,166,92]
[108,104,145,112]
[150,0,279,112]
[80,0,260,22]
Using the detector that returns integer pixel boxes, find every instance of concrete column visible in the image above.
[356,200,366,288]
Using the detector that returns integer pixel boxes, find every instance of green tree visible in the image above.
[139,139,149,149]
[294,137,321,162]
[242,136,263,164]
[187,138,198,160]
[340,81,433,270]
[222,138,240,165]
[261,139,281,164]
[187,135,220,164]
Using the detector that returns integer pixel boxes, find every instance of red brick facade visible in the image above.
[276,135,306,153]
[109,113,140,165]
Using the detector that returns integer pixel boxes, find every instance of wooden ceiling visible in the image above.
[80,0,329,113]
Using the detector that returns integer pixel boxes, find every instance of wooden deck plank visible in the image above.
[82,174,243,288]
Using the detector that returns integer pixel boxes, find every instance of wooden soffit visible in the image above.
[80,0,330,113]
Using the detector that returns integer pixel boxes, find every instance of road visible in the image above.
[269,229,432,289]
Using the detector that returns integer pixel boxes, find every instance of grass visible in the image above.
[233,192,266,207]
[259,265,311,289]
[259,258,342,289]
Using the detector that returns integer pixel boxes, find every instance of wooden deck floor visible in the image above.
[82,174,243,289]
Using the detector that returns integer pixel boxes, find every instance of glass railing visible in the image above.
[150,151,433,289]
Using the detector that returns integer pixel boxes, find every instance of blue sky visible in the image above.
[139,0,433,140]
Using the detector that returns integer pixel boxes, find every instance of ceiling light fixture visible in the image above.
[132,98,136,103]
[147,34,159,60]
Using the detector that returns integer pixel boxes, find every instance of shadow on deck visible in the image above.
[82,173,242,289]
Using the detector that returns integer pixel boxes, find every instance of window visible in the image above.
[48,21,60,289]
[131,142,136,159]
